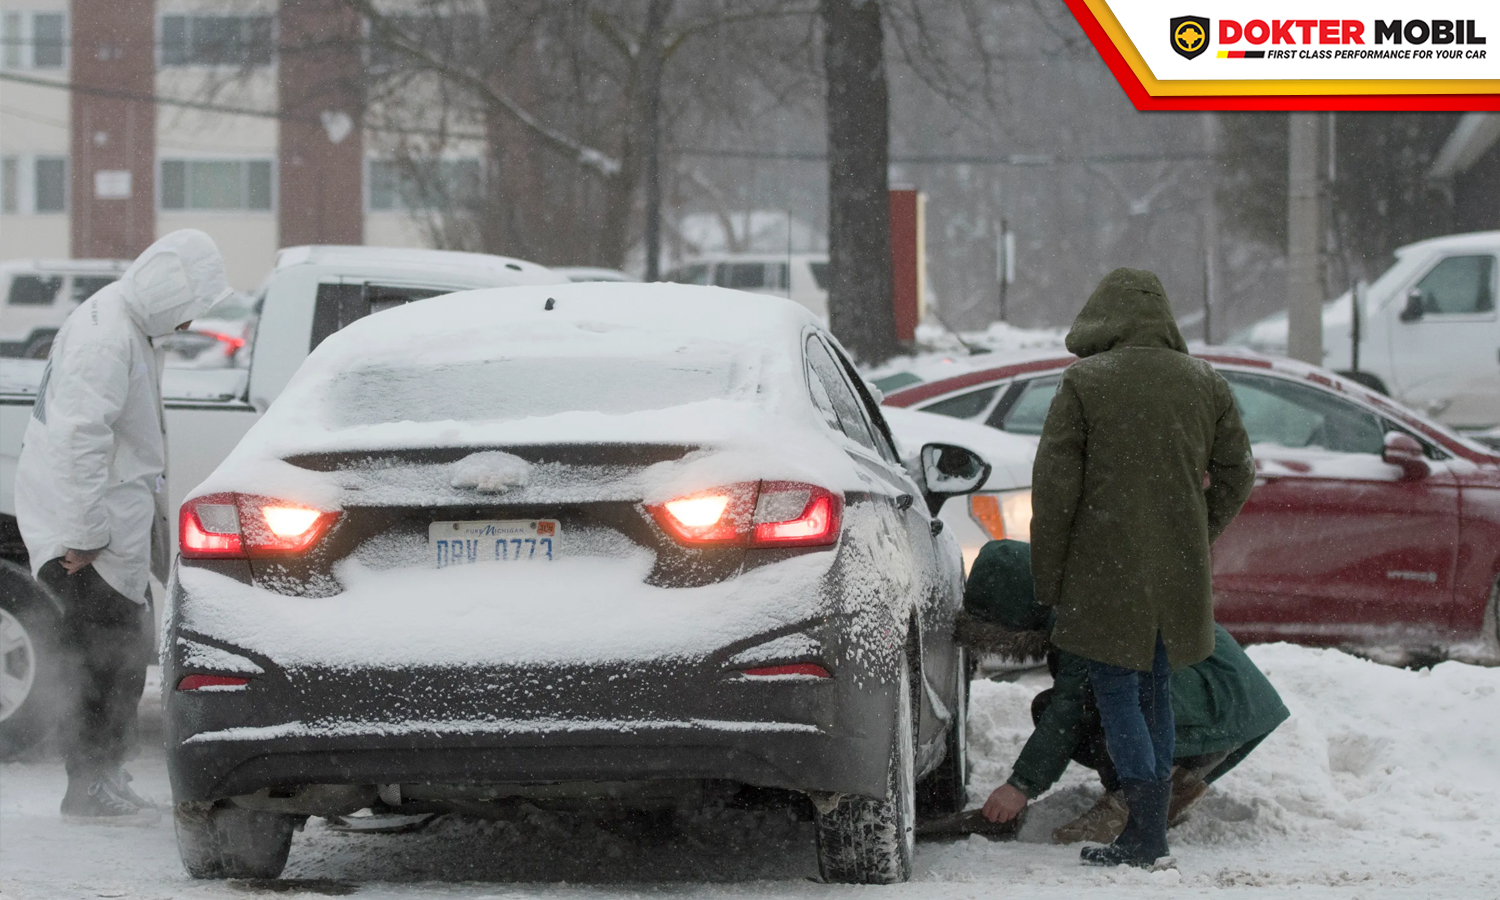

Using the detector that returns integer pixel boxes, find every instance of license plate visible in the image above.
[429,519,560,568]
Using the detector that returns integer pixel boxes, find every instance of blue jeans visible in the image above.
[1086,633,1174,784]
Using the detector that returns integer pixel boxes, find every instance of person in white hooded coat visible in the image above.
[14,229,231,823]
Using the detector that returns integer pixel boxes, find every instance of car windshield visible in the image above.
[325,356,740,428]
[1223,371,1385,455]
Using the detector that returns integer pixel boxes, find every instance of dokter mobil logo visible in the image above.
[1171,16,1210,58]
[1170,15,1487,61]
[1062,1,1500,108]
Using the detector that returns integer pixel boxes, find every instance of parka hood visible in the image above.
[1064,267,1188,358]
[964,539,1052,632]
[120,229,233,338]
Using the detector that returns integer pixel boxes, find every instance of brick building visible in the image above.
[0,0,436,288]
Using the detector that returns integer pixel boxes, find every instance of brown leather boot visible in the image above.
[1167,767,1210,827]
[1051,791,1128,844]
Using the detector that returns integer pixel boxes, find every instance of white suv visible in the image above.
[0,259,130,357]
[664,253,829,319]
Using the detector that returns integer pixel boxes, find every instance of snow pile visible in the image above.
[965,643,1500,868]
[448,450,531,493]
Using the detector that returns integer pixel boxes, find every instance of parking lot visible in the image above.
[5,645,1498,899]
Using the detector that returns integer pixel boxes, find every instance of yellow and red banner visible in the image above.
[1065,1,1500,109]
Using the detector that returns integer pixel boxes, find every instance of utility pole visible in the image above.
[1286,113,1325,364]
[640,0,671,282]
[821,0,897,363]
[996,218,1013,322]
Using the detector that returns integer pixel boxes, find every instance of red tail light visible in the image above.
[742,663,831,678]
[648,481,842,548]
[180,493,339,559]
[177,674,251,691]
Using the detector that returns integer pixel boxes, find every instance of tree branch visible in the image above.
[351,0,622,177]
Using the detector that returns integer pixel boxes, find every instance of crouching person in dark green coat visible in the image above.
[1026,272,1256,868]
[965,541,1288,845]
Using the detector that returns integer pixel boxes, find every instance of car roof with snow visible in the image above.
[0,258,131,275]
[202,284,858,489]
[1392,229,1500,258]
[272,245,566,286]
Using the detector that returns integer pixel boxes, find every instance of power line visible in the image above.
[4,71,1214,169]
[0,70,485,142]
[672,147,1214,165]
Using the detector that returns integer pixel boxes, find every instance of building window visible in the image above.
[34,157,66,212]
[1,157,17,213]
[367,159,482,211]
[0,155,68,214]
[160,15,274,67]
[160,159,274,211]
[1,11,66,69]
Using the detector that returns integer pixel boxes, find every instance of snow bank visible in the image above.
[967,643,1500,859]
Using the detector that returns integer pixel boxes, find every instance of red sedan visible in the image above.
[885,349,1500,652]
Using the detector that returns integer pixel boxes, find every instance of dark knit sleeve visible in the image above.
[1007,652,1090,798]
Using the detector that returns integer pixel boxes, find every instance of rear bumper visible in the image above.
[167,717,883,805]
[165,612,899,805]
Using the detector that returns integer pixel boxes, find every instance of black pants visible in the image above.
[1030,688,1231,794]
[37,560,152,782]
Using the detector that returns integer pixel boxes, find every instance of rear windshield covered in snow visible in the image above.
[325,357,740,427]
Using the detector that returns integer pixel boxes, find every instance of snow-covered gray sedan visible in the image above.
[163,284,990,884]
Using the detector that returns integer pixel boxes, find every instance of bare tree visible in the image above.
[347,0,815,270]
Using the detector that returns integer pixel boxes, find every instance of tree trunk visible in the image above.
[821,0,898,364]
[639,0,672,281]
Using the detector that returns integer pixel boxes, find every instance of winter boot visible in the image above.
[1052,791,1128,844]
[61,776,162,826]
[1080,778,1170,868]
[1167,766,1209,828]
[106,768,160,811]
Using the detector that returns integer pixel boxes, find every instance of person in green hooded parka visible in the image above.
[1025,268,1257,867]
[965,540,1288,845]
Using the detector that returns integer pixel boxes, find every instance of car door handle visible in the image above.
[895,493,914,511]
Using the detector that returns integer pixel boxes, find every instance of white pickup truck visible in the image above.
[0,245,565,755]
[1231,230,1500,432]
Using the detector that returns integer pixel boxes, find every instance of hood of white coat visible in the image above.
[120,229,233,338]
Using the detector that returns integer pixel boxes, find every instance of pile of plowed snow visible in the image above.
[966,643,1500,858]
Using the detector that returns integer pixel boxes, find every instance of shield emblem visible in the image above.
[1170,16,1210,59]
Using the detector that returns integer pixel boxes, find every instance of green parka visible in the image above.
[1031,268,1256,671]
[962,540,1290,800]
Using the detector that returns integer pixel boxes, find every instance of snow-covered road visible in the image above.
[4,644,1497,899]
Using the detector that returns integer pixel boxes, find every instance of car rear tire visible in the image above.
[814,653,916,884]
[917,647,968,818]
[175,803,298,879]
[0,564,63,760]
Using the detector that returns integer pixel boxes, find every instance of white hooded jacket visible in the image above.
[14,230,232,603]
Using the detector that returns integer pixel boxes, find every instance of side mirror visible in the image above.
[1382,431,1428,481]
[1398,289,1425,323]
[920,443,993,513]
